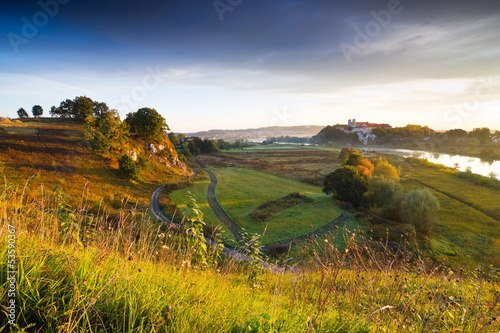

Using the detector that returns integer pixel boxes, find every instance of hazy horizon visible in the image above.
[1,0,500,132]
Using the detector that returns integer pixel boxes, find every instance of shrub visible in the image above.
[323,166,368,206]
[338,147,359,161]
[118,154,140,180]
[373,157,400,182]
[400,188,440,235]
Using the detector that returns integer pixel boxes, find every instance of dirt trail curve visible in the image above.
[149,164,277,269]
[205,170,244,243]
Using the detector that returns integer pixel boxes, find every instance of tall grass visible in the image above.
[1,181,499,332]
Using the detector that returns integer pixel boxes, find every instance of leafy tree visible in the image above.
[323,165,368,206]
[168,132,180,146]
[85,109,129,154]
[366,178,404,221]
[313,125,348,143]
[400,188,440,234]
[177,133,186,143]
[118,154,140,180]
[344,152,364,167]
[181,142,192,157]
[17,107,29,118]
[32,105,43,117]
[339,147,360,161]
[50,96,94,120]
[372,157,400,182]
[201,139,220,154]
[125,108,169,143]
[445,128,467,138]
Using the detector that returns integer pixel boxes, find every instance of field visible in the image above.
[2,181,500,332]
[183,147,500,269]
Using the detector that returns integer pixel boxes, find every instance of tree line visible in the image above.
[314,123,498,145]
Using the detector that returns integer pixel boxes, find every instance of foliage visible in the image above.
[445,128,468,138]
[183,137,220,155]
[338,147,359,161]
[168,132,180,146]
[50,96,94,120]
[118,154,140,180]
[372,157,400,182]
[125,107,169,143]
[366,178,404,221]
[84,109,129,154]
[323,165,368,206]
[31,105,43,117]
[183,192,209,269]
[313,125,350,143]
[17,107,28,118]
[400,188,440,234]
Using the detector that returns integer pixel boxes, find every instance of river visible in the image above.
[355,147,500,180]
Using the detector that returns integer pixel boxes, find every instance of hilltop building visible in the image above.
[338,119,392,134]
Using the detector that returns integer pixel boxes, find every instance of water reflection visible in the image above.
[356,147,500,180]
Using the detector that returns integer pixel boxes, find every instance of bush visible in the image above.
[373,157,400,182]
[366,178,404,221]
[323,166,368,206]
[118,154,140,180]
[400,188,440,235]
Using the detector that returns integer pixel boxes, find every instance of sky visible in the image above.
[1,0,500,133]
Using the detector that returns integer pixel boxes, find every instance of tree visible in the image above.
[50,96,94,120]
[366,178,404,221]
[372,157,400,182]
[338,147,360,161]
[400,188,440,234]
[125,108,169,143]
[168,132,180,146]
[323,165,368,206]
[85,109,129,154]
[177,133,186,143]
[32,105,43,117]
[118,154,140,180]
[17,108,29,118]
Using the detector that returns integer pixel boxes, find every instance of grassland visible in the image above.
[212,167,347,244]
[164,173,236,243]
[2,183,499,332]
[199,150,500,269]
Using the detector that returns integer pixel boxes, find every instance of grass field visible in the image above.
[403,162,500,221]
[210,167,346,244]
[2,183,499,332]
[198,151,500,268]
[238,144,335,151]
[165,174,235,242]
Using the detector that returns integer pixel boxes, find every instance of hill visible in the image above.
[184,125,324,140]
[0,118,191,214]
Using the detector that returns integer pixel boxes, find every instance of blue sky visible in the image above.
[1,0,500,132]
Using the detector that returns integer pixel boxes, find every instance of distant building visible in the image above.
[338,119,392,134]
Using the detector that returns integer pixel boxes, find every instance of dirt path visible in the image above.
[205,169,244,242]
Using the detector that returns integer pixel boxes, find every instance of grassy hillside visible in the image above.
[0,118,190,215]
